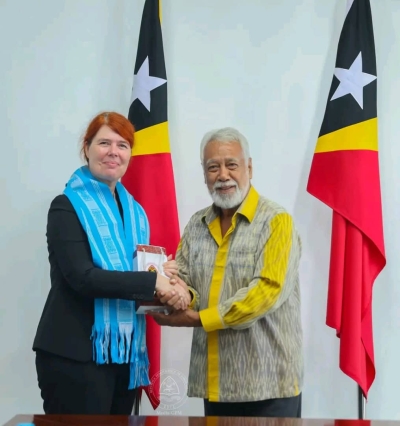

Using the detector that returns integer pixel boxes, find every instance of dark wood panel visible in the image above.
[4,416,400,426]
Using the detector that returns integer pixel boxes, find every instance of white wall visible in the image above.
[1,0,399,423]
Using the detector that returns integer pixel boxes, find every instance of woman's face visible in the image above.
[85,125,131,187]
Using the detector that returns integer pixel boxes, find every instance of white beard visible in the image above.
[210,180,250,209]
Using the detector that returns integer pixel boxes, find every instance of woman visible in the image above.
[32,111,189,415]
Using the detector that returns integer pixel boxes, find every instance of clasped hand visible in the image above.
[154,256,190,311]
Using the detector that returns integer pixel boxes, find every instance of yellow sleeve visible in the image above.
[188,287,200,310]
[200,213,298,332]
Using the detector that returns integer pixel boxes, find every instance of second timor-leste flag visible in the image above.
[121,0,180,409]
[307,0,386,397]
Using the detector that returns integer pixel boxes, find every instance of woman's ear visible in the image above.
[84,140,89,161]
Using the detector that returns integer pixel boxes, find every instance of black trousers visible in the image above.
[204,394,302,418]
[35,350,138,415]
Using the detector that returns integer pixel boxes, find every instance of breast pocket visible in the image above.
[222,245,258,300]
[190,242,216,269]
[226,247,257,271]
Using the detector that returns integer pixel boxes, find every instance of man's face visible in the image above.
[203,140,252,209]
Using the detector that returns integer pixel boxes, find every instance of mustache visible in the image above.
[213,181,238,190]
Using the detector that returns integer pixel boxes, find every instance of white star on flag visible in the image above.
[131,56,167,112]
[330,51,376,109]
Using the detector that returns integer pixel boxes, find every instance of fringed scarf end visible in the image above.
[128,352,151,389]
[91,323,110,364]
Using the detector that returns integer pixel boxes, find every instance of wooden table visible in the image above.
[3,416,399,426]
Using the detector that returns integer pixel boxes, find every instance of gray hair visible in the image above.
[200,127,250,165]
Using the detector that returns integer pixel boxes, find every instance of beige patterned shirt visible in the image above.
[176,186,303,402]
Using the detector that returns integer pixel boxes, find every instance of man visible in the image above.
[150,127,303,418]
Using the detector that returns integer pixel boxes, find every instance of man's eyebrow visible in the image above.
[205,159,217,166]
[205,157,241,165]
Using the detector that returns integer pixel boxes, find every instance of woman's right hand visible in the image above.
[155,273,189,310]
[155,273,174,294]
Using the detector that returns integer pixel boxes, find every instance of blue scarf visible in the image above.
[64,166,150,389]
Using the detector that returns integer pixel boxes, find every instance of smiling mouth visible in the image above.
[217,186,236,191]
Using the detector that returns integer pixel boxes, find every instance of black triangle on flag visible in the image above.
[129,0,167,132]
[319,0,377,138]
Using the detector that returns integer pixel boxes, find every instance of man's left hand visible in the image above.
[162,255,179,278]
[147,309,202,328]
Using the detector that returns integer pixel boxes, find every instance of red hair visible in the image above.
[81,111,135,162]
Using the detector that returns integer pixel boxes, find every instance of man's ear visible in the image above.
[248,157,253,179]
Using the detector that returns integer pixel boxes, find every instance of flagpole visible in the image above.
[358,386,366,419]
[133,392,140,415]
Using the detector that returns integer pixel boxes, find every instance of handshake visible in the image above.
[153,256,191,312]
[143,255,201,328]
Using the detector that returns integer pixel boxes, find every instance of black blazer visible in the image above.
[33,194,157,362]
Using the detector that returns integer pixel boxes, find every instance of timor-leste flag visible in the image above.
[307,0,386,397]
[121,0,180,409]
